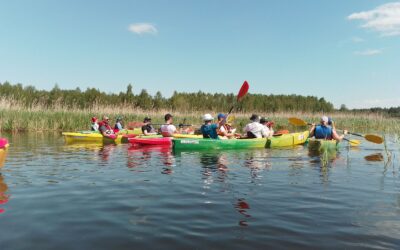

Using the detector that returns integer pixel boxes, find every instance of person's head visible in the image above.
[143,117,151,123]
[217,113,226,121]
[164,113,173,123]
[116,117,123,122]
[250,114,260,122]
[202,113,214,123]
[259,117,268,125]
[102,116,110,124]
[320,116,329,126]
[328,117,333,126]
[91,117,97,123]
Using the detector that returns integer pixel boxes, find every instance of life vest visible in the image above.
[314,125,333,140]
[98,121,114,135]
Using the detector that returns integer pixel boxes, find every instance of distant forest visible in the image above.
[0,81,398,116]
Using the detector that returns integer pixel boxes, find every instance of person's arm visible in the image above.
[332,129,347,141]
[309,124,316,137]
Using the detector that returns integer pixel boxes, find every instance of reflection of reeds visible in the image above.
[0,99,398,132]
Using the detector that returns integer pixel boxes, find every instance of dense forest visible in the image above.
[0,81,335,113]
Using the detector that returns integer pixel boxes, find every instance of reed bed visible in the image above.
[0,102,399,133]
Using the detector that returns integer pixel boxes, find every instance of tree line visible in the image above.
[1,81,336,113]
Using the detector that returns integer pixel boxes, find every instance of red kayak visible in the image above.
[129,137,172,146]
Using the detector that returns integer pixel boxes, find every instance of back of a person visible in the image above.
[201,123,218,139]
[245,122,264,138]
[314,125,333,140]
[161,124,175,137]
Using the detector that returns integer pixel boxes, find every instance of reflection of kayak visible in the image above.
[266,131,309,148]
[129,137,172,145]
[0,138,9,168]
[308,138,338,152]
[172,134,203,139]
[62,132,137,144]
[172,138,267,150]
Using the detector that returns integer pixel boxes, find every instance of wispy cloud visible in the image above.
[348,2,400,36]
[354,49,382,56]
[351,36,365,43]
[128,23,158,35]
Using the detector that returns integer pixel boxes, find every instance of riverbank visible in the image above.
[0,107,397,134]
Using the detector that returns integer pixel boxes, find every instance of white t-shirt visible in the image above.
[262,125,273,137]
[244,122,265,138]
[161,124,177,137]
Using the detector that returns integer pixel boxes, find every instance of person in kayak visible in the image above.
[310,116,347,141]
[244,114,267,138]
[91,117,99,131]
[98,116,115,137]
[141,117,157,135]
[217,113,236,139]
[114,117,124,132]
[201,114,219,139]
[260,117,274,137]
[161,113,177,137]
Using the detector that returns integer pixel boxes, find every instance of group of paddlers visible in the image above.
[90,113,347,141]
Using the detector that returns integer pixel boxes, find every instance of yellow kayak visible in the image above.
[266,131,309,148]
[62,128,142,144]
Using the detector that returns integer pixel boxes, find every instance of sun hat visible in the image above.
[321,116,329,123]
[203,114,214,121]
[249,114,260,122]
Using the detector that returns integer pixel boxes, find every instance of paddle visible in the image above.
[228,81,249,115]
[288,117,363,145]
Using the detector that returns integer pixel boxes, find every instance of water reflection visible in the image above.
[127,145,174,173]
[364,153,384,162]
[0,174,9,214]
[235,198,251,227]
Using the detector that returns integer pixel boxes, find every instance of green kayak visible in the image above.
[308,138,339,152]
[172,138,267,150]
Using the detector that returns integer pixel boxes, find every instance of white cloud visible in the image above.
[348,2,400,36]
[128,23,158,35]
[354,49,382,56]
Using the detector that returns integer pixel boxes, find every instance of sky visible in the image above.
[0,0,399,109]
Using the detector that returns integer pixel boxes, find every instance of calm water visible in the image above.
[0,133,400,249]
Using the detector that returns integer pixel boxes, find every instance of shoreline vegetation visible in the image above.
[0,81,399,134]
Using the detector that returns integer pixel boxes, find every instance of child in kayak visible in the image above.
[201,114,220,139]
[114,117,124,132]
[141,117,157,135]
[310,116,347,141]
[91,117,99,131]
[216,113,236,139]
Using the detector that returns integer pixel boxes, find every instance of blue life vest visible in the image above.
[201,124,219,139]
[314,125,333,139]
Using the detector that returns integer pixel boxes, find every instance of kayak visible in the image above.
[129,137,172,146]
[266,131,309,148]
[308,138,339,152]
[172,138,267,150]
[62,132,136,144]
[172,134,203,139]
[0,138,9,168]
[77,128,142,135]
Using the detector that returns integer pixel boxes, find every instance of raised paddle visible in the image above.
[228,80,249,115]
[288,117,362,145]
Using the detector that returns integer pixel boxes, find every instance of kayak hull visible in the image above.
[266,131,309,148]
[172,138,267,150]
[0,138,9,168]
[129,137,172,145]
[308,138,339,152]
[62,132,136,144]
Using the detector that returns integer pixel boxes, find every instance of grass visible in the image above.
[0,102,399,134]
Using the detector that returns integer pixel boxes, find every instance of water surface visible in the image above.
[0,133,399,249]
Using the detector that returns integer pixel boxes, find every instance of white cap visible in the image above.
[202,114,214,121]
[321,116,329,123]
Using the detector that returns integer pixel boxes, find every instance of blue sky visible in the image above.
[1,0,399,108]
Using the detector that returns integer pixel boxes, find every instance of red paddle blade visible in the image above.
[237,81,249,101]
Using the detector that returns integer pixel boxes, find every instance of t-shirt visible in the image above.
[201,123,219,139]
[160,124,177,137]
[142,124,155,134]
[114,122,123,130]
[262,125,272,137]
[91,123,99,131]
[244,122,265,138]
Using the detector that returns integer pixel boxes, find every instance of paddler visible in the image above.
[259,117,274,137]
[243,114,267,138]
[217,113,236,139]
[90,117,99,131]
[201,114,220,139]
[114,117,124,132]
[160,113,177,137]
[98,116,115,137]
[309,116,347,141]
[141,117,157,136]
